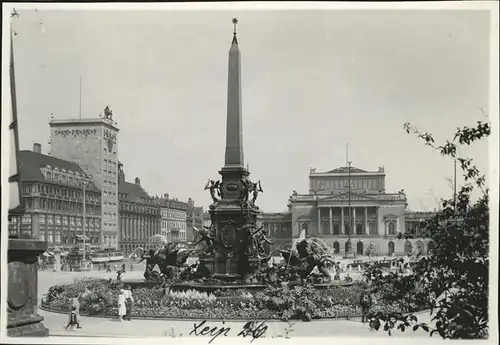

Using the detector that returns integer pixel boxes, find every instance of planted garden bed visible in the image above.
[41,278,404,321]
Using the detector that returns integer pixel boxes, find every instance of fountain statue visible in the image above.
[138,243,193,283]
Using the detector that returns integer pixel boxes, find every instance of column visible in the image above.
[396,217,400,234]
[353,208,356,234]
[340,207,344,234]
[329,207,333,235]
[317,207,321,235]
[364,207,369,235]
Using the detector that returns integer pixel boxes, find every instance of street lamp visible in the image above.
[81,174,91,270]
[347,161,354,257]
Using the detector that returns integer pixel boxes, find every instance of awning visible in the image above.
[42,252,53,257]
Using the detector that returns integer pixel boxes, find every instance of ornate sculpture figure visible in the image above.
[279,239,335,284]
[240,178,251,205]
[104,105,113,119]
[250,180,263,205]
[193,226,217,256]
[204,179,221,204]
[140,244,192,282]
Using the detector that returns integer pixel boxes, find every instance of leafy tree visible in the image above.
[364,120,490,339]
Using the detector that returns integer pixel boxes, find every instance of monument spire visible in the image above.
[224,18,244,168]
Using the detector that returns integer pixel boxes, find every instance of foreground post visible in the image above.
[7,239,49,337]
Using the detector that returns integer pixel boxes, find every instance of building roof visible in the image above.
[119,180,150,200]
[18,150,99,192]
[327,167,368,173]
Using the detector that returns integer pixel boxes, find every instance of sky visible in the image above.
[8,7,492,212]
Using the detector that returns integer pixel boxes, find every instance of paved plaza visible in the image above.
[37,268,435,339]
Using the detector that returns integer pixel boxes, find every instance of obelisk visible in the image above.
[224,18,244,169]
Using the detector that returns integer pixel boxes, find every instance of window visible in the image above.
[55,216,61,225]
[22,215,32,225]
[388,222,396,235]
[47,216,53,225]
[40,215,46,224]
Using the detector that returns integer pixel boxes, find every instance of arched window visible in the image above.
[356,241,364,255]
[388,241,395,256]
[333,223,340,235]
[322,222,329,234]
[345,241,352,254]
[356,223,363,235]
[427,241,435,255]
[404,241,412,255]
[416,241,424,255]
[388,222,396,235]
[333,241,340,254]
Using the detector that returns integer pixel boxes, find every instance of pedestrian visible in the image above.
[118,289,126,322]
[123,285,134,321]
[117,270,122,281]
[345,273,353,283]
[106,264,111,273]
[65,306,79,330]
[71,293,82,328]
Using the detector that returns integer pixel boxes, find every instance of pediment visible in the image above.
[319,191,378,201]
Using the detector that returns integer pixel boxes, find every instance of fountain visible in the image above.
[126,19,351,292]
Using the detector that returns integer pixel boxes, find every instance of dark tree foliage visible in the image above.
[364,120,490,339]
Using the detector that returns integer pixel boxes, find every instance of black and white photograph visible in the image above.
[2,2,498,344]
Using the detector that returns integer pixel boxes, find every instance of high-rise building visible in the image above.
[49,113,119,249]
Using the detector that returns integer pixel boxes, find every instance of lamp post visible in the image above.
[81,175,91,270]
[347,161,353,257]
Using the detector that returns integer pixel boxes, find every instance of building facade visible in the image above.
[118,163,161,252]
[9,144,102,251]
[49,114,120,249]
[286,166,434,256]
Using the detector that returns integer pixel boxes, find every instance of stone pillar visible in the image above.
[329,207,333,234]
[340,207,344,234]
[396,217,400,233]
[364,207,369,235]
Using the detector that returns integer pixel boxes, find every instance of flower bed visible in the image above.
[41,278,402,321]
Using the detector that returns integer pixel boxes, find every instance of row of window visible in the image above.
[314,179,381,190]
[38,230,101,245]
[299,221,398,235]
[25,198,100,215]
[121,203,160,215]
[161,210,187,220]
[42,168,90,188]
[104,201,118,209]
[103,147,117,157]
[24,184,99,201]
[161,220,186,230]
[103,179,117,187]
[43,216,100,227]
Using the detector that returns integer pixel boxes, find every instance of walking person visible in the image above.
[118,289,126,321]
[123,285,134,321]
[71,293,82,328]
[65,306,79,330]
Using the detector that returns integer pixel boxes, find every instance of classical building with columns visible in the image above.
[286,166,435,256]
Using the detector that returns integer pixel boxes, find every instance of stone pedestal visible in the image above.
[7,239,49,337]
